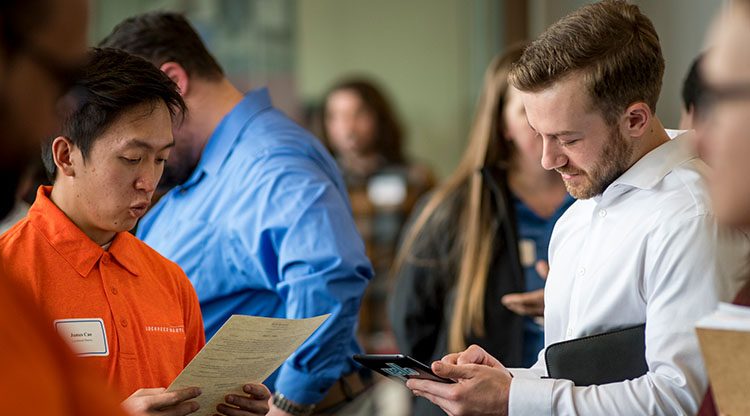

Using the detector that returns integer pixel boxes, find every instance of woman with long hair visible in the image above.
[389,45,572,414]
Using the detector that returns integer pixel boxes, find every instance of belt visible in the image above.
[314,371,372,413]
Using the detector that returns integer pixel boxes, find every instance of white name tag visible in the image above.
[54,318,109,357]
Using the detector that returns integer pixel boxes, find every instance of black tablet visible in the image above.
[353,353,455,384]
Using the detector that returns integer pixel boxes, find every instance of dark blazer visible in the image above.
[389,168,525,415]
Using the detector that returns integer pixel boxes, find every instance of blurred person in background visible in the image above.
[321,78,435,353]
[0,0,128,414]
[0,164,32,233]
[680,53,708,131]
[0,160,48,234]
[388,44,572,415]
[696,1,750,414]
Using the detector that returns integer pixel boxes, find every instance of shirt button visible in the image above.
[577,267,586,276]
[101,254,110,265]
[111,287,118,295]
[566,327,573,337]
[598,209,607,218]
[120,318,128,327]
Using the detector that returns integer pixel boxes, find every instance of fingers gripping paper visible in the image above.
[167,314,330,414]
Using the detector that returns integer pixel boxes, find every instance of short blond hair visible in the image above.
[509,0,664,124]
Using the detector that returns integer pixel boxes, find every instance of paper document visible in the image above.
[696,302,750,331]
[695,303,750,416]
[168,314,330,415]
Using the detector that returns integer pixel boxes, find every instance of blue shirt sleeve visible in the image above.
[240,150,373,404]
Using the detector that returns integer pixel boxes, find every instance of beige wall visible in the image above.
[296,0,475,179]
[635,0,722,129]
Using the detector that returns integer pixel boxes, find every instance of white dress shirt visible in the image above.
[508,132,749,415]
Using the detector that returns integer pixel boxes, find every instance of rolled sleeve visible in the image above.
[275,361,335,404]
[260,154,373,404]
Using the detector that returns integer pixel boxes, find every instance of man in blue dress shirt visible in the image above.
[101,12,374,415]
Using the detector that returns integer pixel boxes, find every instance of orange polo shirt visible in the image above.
[0,186,206,400]
[0,273,127,415]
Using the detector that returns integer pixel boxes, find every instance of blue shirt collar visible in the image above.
[180,88,273,189]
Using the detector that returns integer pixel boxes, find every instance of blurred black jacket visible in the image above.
[389,167,526,416]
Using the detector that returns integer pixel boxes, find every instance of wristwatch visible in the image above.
[272,392,315,416]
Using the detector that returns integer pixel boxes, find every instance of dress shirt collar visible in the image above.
[597,130,696,201]
[28,186,141,277]
[180,88,273,191]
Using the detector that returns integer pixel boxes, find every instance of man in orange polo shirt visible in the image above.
[0,47,270,416]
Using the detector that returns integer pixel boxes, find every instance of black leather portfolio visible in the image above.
[545,323,648,386]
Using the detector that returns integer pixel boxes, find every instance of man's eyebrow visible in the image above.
[530,127,581,138]
[547,130,580,137]
[122,139,176,151]
[525,118,579,137]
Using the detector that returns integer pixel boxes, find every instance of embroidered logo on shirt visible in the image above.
[144,325,185,334]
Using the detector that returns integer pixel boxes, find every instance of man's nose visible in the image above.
[135,165,157,193]
[541,137,567,170]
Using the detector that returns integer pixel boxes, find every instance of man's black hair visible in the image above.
[681,53,706,119]
[99,11,224,81]
[40,47,187,181]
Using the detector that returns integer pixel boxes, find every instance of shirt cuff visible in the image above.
[274,362,337,405]
[508,367,544,380]
[508,376,555,415]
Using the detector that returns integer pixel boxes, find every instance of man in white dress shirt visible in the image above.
[406,1,749,415]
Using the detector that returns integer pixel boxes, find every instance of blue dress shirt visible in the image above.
[137,88,373,404]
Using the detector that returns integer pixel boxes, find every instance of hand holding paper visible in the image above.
[122,387,201,416]
[167,314,330,416]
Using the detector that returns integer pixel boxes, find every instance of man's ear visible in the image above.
[621,102,652,138]
[51,136,77,178]
[159,61,190,97]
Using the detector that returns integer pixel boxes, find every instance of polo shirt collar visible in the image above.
[179,88,273,190]
[605,130,696,195]
[28,186,141,277]
[107,232,142,276]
